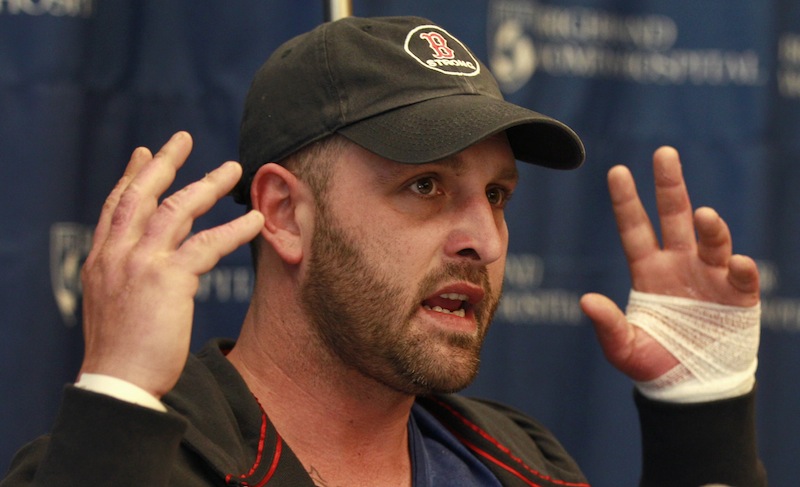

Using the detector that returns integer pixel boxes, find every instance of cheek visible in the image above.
[351,208,438,256]
[489,221,509,278]
[376,230,436,279]
[499,217,510,242]
[341,217,422,279]
[489,258,507,288]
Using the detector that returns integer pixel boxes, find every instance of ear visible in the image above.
[249,163,310,265]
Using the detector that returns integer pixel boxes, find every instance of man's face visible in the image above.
[299,134,517,395]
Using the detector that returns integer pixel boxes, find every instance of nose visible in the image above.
[444,195,507,265]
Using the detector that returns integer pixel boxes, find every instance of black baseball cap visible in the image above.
[234,16,585,204]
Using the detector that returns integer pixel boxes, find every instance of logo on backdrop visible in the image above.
[50,223,93,327]
[497,253,583,326]
[405,25,480,76]
[488,0,762,93]
[49,222,255,327]
[0,0,94,16]
[757,260,800,332]
[777,33,800,99]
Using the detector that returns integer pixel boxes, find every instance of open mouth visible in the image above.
[422,293,470,318]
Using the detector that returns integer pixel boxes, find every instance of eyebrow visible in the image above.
[376,157,519,183]
[439,154,520,183]
[495,164,520,183]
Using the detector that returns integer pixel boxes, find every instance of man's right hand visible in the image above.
[78,131,264,398]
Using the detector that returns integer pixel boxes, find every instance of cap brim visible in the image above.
[337,94,585,169]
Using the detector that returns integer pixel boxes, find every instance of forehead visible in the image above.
[335,133,518,181]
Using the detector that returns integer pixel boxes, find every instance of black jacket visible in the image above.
[2,339,766,486]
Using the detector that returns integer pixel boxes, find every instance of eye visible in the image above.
[487,186,512,207]
[409,176,440,196]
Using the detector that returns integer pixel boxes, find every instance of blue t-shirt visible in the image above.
[409,402,503,487]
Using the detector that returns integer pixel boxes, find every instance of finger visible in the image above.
[141,161,245,250]
[694,206,732,267]
[106,131,194,244]
[608,164,659,264]
[728,254,761,300]
[91,146,153,252]
[174,210,265,275]
[652,146,696,251]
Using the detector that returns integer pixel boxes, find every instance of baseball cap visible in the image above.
[234,15,585,204]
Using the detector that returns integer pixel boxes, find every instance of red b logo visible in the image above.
[419,32,455,59]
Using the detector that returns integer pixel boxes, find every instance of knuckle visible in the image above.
[109,185,143,229]
[158,193,185,216]
[159,183,200,219]
[125,247,160,275]
[185,228,215,254]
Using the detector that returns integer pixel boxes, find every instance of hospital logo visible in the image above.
[50,222,93,327]
[490,19,538,94]
[488,0,760,93]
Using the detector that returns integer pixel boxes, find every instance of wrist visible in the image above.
[636,361,756,403]
[75,373,167,412]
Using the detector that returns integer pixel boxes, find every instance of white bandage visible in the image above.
[626,290,760,403]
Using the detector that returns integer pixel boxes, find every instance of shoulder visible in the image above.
[162,338,264,457]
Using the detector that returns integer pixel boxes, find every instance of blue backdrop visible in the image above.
[2,1,798,485]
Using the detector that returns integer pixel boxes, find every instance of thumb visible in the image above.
[580,293,635,370]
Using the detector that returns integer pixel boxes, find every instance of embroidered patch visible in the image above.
[404,24,481,76]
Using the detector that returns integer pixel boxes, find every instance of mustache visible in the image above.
[416,263,493,304]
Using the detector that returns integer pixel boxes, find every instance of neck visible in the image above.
[227,296,415,487]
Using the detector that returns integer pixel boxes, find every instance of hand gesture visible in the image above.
[580,147,760,381]
[78,132,264,398]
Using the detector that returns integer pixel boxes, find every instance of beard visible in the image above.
[299,202,502,396]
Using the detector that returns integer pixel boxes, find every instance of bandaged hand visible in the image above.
[626,290,760,403]
[580,147,761,397]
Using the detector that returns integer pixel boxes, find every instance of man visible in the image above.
[2,16,765,487]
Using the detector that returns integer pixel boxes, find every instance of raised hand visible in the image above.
[78,132,264,398]
[580,146,760,382]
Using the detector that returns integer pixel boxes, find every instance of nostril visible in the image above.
[457,248,480,260]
